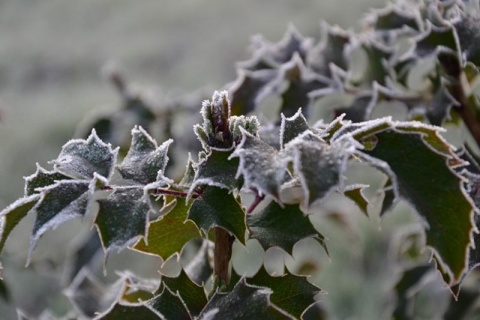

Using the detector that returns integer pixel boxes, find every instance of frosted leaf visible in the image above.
[188,148,241,198]
[117,126,173,185]
[365,129,474,284]
[278,53,330,119]
[414,22,460,60]
[27,180,93,265]
[229,115,260,142]
[267,24,313,64]
[95,187,150,255]
[361,40,395,86]
[197,278,294,320]
[0,194,39,254]
[24,164,71,196]
[280,108,310,148]
[228,69,279,116]
[179,153,196,187]
[229,128,291,201]
[343,184,370,216]
[247,201,324,254]
[146,284,191,319]
[367,5,420,32]
[52,129,118,180]
[188,187,246,244]
[162,269,209,316]
[237,267,322,319]
[134,199,201,261]
[286,131,357,208]
[307,22,350,77]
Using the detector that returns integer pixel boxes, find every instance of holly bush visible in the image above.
[3,0,480,318]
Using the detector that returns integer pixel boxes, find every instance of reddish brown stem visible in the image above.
[247,193,265,214]
[214,227,234,285]
[153,188,202,199]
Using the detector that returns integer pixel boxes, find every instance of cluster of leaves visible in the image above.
[2,0,480,318]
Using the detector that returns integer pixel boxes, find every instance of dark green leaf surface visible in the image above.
[278,54,328,118]
[280,108,310,148]
[366,129,474,283]
[308,22,349,76]
[117,126,172,185]
[371,6,419,31]
[95,302,161,320]
[24,165,70,196]
[0,195,39,254]
[414,23,459,59]
[28,180,92,264]
[188,187,246,244]
[197,278,294,320]
[134,200,201,261]
[230,129,289,201]
[52,130,118,180]
[245,267,321,319]
[343,184,369,216]
[184,240,213,286]
[247,201,322,254]
[96,187,150,254]
[190,149,241,193]
[147,284,191,320]
[162,270,208,317]
[361,41,394,86]
[229,69,279,116]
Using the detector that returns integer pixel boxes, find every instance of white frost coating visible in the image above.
[0,194,40,218]
[199,308,220,320]
[229,127,290,201]
[27,180,92,266]
[52,129,119,180]
[211,90,231,118]
[279,107,306,149]
[131,125,158,148]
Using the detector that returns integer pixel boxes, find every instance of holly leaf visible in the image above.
[414,22,459,59]
[453,15,480,66]
[262,25,312,64]
[65,269,107,318]
[280,108,310,148]
[95,302,161,320]
[147,284,191,320]
[24,165,71,196]
[230,129,290,201]
[0,195,39,254]
[52,129,118,180]
[229,69,279,116]
[117,126,173,185]
[343,184,370,216]
[188,187,246,244]
[184,240,213,286]
[247,201,323,255]
[197,278,294,320]
[162,269,208,317]
[286,131,356,208]
[307,22,350,77]
[96,187,150,254]
[368,5,419,32]
[28,180,93,264]
[189,149,241,194]
[278,54,329,119]
[361,41,395,86]
[134,199,201,261]
[365,127,475,283]
[244,267,321,319]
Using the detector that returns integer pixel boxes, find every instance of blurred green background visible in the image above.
[0,0,404,318]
